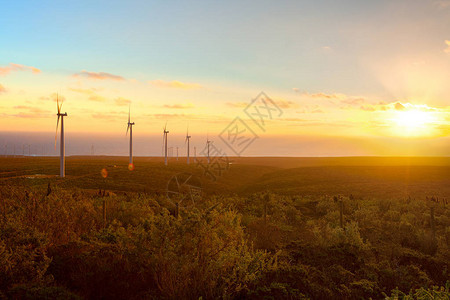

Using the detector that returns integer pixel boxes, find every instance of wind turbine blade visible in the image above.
[56,94,60,114]
[164,121,167,131]
[128,105,130,123]
[55,115,60,148]
[126,124,130,136]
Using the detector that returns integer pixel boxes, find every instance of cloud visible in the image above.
[0,63,41,76]
[2,105,52,118]
[227,99,296,109]
[114,97,131,106]
[69,87,106,102]
[444,40,450,53]
[276,99,297,109]
[357,101,444,113]
[89,95,106,102]
[341,98,365,105]
[163,103,194,109]
[13,105,50,114]
[149,80,202,89]
[73,70,125,81]
[0,84,6,94]
[394,102,405,111]
[69,87,97,95]
[360,105,376,112]
[293,89,346,100]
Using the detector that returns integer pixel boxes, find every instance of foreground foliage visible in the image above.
[0,184,448,299]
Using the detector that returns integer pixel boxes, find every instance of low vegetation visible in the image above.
[0,157,449,299]
[0,182,448,299]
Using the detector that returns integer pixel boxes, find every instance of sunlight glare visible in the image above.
[391,109,436,136]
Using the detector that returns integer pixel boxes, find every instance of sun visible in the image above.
[391,109,437,136]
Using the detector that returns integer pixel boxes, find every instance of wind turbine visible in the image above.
[55,94,68,177]
[206,135,213,164]
[126,105,135,167]
[163,122,169,166]
[185,126,191,164]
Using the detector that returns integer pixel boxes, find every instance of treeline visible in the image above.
[0,185,449,299]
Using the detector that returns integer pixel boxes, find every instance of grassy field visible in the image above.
[0,156,448,199]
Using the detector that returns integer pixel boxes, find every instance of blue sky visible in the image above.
[2,0,448,95]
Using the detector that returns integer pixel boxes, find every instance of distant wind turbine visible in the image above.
[55,94,68,177]
[206,135,213,164]
[185,126,191,164]
[163,122,169,166]
[126,105,135,167]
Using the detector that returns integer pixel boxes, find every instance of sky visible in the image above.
[0,0,449,156]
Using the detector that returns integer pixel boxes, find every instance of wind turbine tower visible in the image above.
[206,137,213,164]
[185,127,191,164]
[163,122,169,166]
[55,94,68,177]
[126,106,135,166]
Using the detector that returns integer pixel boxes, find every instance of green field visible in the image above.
[0,156,449,299]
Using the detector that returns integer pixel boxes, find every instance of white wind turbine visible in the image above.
[55,94,68,177]
[163,122,169,166]
[185,126,191,164]
[126,105,135,166]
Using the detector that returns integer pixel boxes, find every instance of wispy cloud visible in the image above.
[69,87,106,102]
[149,80,202,89]
[163,103,194,109]
[0,63,41,76]
[89,95,106,102]
[227,99,297,109]
[341,98,365,105]
[293,89,346,100]
[73,70,125,81]
[0,84,6,94]
[114,97,131,106]
[13,105,50,114]
[444,40,450,53]
[276,99,297,109]
[2,105,51,119]
[357,101,445,113]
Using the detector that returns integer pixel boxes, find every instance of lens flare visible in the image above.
[128,163,135,171]
[101,168,108,178]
